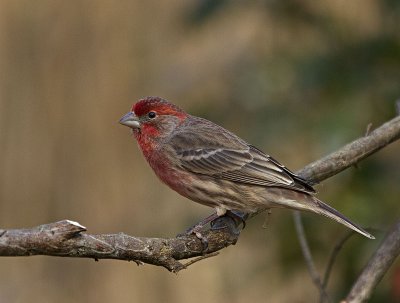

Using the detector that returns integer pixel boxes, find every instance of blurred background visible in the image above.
[1,0,399,302]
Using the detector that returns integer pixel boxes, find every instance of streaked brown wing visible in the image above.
[170,117,315,193]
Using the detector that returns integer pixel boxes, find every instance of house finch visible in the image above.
[119,96,374,239]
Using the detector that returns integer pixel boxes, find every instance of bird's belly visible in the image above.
[166,173,268,213]
[147,153,270,212]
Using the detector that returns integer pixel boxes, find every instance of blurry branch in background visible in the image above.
[343,219,400,303]
[0,114,399,282]
[292,104,400,302]
[293,212,330,302]
[397,99,400,116]
[341,104,400,303]
[290,104,400,302]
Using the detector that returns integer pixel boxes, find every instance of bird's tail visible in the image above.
[268,188,375,239]
[308,197,374,239]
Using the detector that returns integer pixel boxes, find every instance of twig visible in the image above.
[365,123,373,137]
[322,228,381,291]
[290,109,400,298]
[293,212,331,303]
[182,252,220,269]
[323,231,355,289]
[343,219,400,303]
[297,115,400,183]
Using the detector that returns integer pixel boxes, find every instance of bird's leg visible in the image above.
[210,210,248,232]
[177,212,220,251]
[178,210,249,251]
[180,212,220,236]
[229,210,249,229]
[182,210,248,235]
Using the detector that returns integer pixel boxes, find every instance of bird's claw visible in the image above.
[225,210,248,230]
[177,221,211,251]
[177,211,220,238]
[209,217,239,236]
[194,231,209,251]
[177,223,204,237]
[176,227,209,251]
[177,210,249,251]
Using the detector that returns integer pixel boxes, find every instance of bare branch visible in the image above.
[343,219,400,303]
[322,227,381,292]
[0,218,240,272]
[293,212,331,303]
[181,252,220,269]
[297,115,400,184]
[293,110,400,302]
[0,115,399,272]
[291,110,400,298]
[323,231,356,289]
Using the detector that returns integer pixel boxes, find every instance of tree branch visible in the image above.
[297,115,400,184]
[291,113,400,299]
[293,212,331,302]
[0,115,399,273]
[343,219,400,303]
[0,218,240,272]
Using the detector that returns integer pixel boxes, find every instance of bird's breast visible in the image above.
[144,150,194,196]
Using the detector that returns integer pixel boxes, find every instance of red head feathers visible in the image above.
[133,96,185,117]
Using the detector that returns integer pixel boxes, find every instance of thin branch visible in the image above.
[0,115,399,272]
[297,116,400,183]
[322,227,381,291]
[293,212,331,303]
[290,114,400,297]
[182,252,220,269]
[344,219,400,303]
[323,231,355,289]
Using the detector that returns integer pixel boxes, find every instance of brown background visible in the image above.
[1,1,399,302]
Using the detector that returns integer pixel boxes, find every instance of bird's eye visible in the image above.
[148,111,157,119]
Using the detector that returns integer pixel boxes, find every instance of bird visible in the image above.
[119,96,374,239]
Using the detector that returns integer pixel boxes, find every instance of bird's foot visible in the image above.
[177,212,220,251]
[211,210,248,231]
[179,212,220,236]
[177,210,248,251]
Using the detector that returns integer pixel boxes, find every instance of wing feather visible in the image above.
[169,117,315,193]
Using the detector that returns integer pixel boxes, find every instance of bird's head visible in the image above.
[119,96,187,142]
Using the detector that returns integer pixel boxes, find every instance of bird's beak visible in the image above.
[119,111,140,129]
